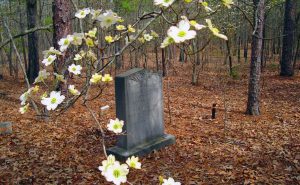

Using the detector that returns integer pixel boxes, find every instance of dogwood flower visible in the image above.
[20,89,32,105]
[154,0,175,7]
[138,37,145,43]
[116,25,126,31]
[127,25,136,33]
[167,19,196,43]
[189,20,206,30]
[68,64,82,75]
[42,54,56,66]
[97,10,120,28]
[91,9,102,19]
[161,36,174,48]
[222,0,234,8]
[107,118,124,134]
[144,33,153,41]
[200,1,213,12]
[162,177,181,185]
[19,103,29,114]
[43,47,62,58]
[41,91,65,111]
[98,155,117,176]
[102,74,113,82]
[104,163,129,185]
[85,28,97,38]
[74,54,83,61]
[90,73,102,84]
[126,156,141,169]
[54,73,66,83]
[58,35,74,52]
[34,69,50,84]
[85,38,95,47]
[205,19,228,40]
[68,85,80,96]
[32,85,39,93]
[75,8,90,19]
[72,33,84,46]
[150,30,159,38]
[105,36,114,43]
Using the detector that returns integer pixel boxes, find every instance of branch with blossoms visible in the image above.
[18,0,234,184]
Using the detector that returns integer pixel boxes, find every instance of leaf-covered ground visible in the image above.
[0,62,299,184]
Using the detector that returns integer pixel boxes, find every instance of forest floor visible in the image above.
[0,59,299,185]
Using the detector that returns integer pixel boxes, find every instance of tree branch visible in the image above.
[0,25,52,49]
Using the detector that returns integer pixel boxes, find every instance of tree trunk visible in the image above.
[280,0,297,76]
[246,0,265,115]
[52,0,72,72]
[19,0,28,71]
[26,0,39,84]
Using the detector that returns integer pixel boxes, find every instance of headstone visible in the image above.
[0,122,12,135]
[107,68,175,160]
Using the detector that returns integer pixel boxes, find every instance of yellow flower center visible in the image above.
[178,31,186,37]
[113,169,120,178]
[51,98,57,104]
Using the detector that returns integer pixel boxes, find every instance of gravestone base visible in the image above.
[107,134,175,161]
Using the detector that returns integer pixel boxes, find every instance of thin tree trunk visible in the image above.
[246,0,265,115]
[26,0,39,83]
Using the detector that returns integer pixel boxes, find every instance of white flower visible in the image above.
[102,74,113,82]
[162,177,181,185]
[98,155,117,176]
[20,89,32,105]
[167,19,196,43]
[90,73,102,84]
[143,33,153,41]
[72,33,84,46]
[154,0,175,7]
[68,85,80,96]
[58,35,74,52]
[107,118,124,134]
[205,19,228,40]
[104,163,129,185]
[160,36,174,48]
[42,47,62,58]
[97,10,120,28]
[126,156,141,169]
[42,54,56,66]
[200,1,213,12]
[54,73,66,83]
[68,64,82,75]
[34,69,50,84]
[41,91,65,111]
[75,8,90,19]
[74,54,83,61]
[19,103,29,114]
[91,9,102,19]
[189,20,206,30]
[222,0,234,8]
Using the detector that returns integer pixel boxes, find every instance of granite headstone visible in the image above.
[0,122,12,135]
[107,68,175,160]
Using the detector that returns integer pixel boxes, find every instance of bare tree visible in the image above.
[246,0,266,115]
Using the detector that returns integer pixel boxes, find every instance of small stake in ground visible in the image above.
[212,103,217,119]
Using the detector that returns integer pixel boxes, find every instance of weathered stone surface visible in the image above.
[0,122,12,135]
[107,68,175,160]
